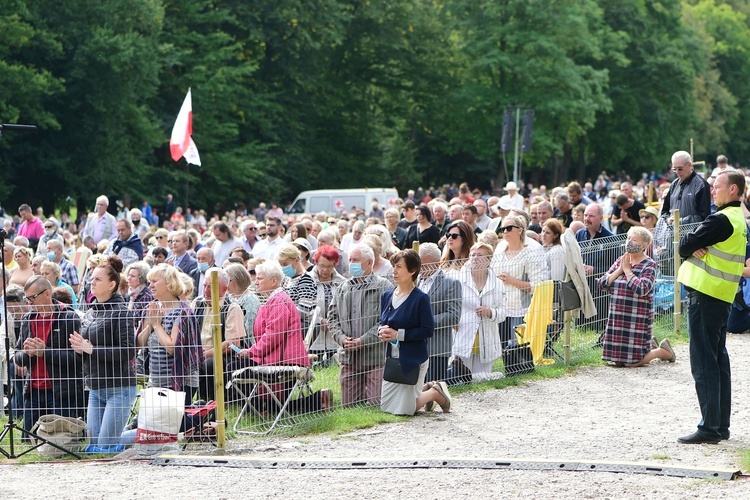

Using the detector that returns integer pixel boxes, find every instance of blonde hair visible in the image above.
[477,230,499,250]
[363,233,385,257]
[276,244,301,261]
[41,260,62,279]
[147,263,186,298]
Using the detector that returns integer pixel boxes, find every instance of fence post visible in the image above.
[210,270,227,450]
[563,310,572,365]
[672,209,681,335]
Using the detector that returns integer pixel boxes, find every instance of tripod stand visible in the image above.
[0,124,81,459]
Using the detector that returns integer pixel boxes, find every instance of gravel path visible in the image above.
[4,334,750,498]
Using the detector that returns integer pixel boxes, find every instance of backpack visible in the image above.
[735,277,750,311]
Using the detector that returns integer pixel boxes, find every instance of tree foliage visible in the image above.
[3,0,750,215]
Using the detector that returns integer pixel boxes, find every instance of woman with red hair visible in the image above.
[309,245,346,360]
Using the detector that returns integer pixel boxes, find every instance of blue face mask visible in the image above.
[46,251,56,261]
[350,262,364,277]
[282,264,296,278]
[197,262,209,273]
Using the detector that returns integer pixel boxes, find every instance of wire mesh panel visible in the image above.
[1,220,710,453]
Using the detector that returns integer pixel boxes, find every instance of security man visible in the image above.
[676,170,746,444]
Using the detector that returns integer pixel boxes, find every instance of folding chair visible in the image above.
[229,365,314,435]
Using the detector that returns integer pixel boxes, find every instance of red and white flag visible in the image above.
[169,88,201,166]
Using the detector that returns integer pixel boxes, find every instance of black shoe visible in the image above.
[720,432,730,441]
[677,432,721,444]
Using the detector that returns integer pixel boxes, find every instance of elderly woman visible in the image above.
[598,227,675,366]
[365,224,398,259]
[363,234,393,277]
[453,243,506,376]
[9,246,34,287]
[492,215,547,346]
[384,208,408,250]
[126,261,154,376]
[41,260,78,307]
[309,245,346,360]
[404,205,441,249]
[69,256,135,452]
[541,219,566,281]
[378,249,451,415]
[225,263,261,345]
[439,220,475,278]
[234,261,333,412]
[341,220,366,254]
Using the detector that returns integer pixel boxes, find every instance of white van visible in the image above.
[287,188,400,216]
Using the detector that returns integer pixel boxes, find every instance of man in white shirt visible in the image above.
[499,182,525,210]
[250,216,285,260]
[83,195,116,244]
[210,221,241,267]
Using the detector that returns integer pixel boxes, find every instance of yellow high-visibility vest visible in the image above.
[678,205,746,303]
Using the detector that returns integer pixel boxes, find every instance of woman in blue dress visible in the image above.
[378,249,452,415]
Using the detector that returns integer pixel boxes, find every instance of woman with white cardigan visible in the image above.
[452,243,506,375]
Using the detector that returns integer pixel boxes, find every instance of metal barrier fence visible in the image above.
[0,219,702,456]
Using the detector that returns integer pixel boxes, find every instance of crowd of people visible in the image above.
[1,150,747,450]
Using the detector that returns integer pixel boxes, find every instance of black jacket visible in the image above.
[14,301,85,412]
[81,293,136,390]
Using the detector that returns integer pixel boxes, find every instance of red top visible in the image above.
[30,315,54,390]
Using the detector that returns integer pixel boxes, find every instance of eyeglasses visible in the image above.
[246,227,257,231]
[44,225,55,229]
[501,225,520,232]
[258,233,266,237]
[24,289,46,303]
[672,164,688,172]
[640,214,653,219]
[156,236,165,240]
[446,233,461,240]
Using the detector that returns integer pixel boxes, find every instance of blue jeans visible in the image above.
[499,316,525,348]
[687,291,731,439]
[87,385,136,451]
[23,388,56,432]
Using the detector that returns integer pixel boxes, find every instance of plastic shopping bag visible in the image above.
[134,388,185,454]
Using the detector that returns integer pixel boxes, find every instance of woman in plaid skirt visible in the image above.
[598,227,676,366]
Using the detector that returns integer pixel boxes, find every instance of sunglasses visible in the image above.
[44,225,55,229]
[259,233,267,237]
[501,225,519,232]
[24,289,46,303]
[156,236,165,240]
[446,233,461,240]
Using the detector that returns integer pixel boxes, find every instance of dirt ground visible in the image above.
[4,334,750,499]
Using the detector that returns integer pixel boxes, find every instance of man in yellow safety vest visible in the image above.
[677,169,747,444]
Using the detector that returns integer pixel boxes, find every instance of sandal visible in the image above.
[432,381,452,413]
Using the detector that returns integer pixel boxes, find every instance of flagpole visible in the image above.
[185,162,190,211]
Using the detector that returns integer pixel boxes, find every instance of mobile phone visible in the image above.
[230,343,242,354]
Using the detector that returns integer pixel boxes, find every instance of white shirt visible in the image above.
[499,192,525,210]
[251,236,284,261]
[212,237,241,267]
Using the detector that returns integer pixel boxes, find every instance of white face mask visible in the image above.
[45,228,56,237]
